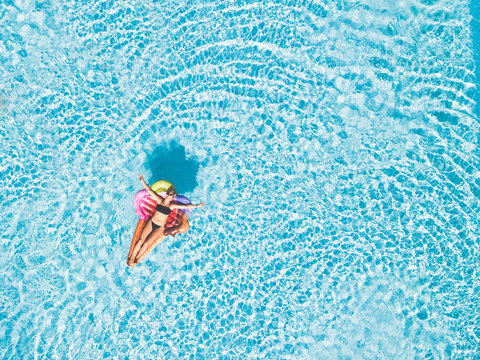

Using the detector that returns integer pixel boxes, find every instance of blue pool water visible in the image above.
[1,0,480,358]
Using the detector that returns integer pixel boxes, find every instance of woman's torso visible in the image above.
[151,198,171,224]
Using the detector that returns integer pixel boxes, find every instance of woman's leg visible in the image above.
[127,220,146,265]
[127,219,153,266]
[133,229,167,265]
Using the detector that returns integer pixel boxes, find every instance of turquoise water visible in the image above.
[1,0,480,358]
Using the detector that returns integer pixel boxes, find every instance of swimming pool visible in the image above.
[1,0,479,358]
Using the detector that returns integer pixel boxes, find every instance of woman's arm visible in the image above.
[170,202,205,210]
[138,174,164,203]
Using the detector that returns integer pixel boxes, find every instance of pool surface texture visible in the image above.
[1,0,480,358]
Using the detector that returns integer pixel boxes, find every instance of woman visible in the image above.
[127,174,205,267]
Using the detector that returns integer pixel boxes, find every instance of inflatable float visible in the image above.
[126,180,191,262]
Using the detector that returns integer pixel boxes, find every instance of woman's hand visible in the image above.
[138,174,144,182]
[198,202,205,207]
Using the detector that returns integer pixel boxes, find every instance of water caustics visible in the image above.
[1,0,480,358]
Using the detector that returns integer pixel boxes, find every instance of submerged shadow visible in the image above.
[147,142,199,194]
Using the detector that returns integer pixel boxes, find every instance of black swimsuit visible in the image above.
[156,204,171,215]
[151,204,171,230]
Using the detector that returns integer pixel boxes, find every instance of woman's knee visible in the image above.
[142,234,159,248]
[135,236,147,248]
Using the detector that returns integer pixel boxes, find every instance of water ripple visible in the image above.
[1,0,480,358]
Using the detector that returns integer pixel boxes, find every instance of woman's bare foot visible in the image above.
[127,258,136,267]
